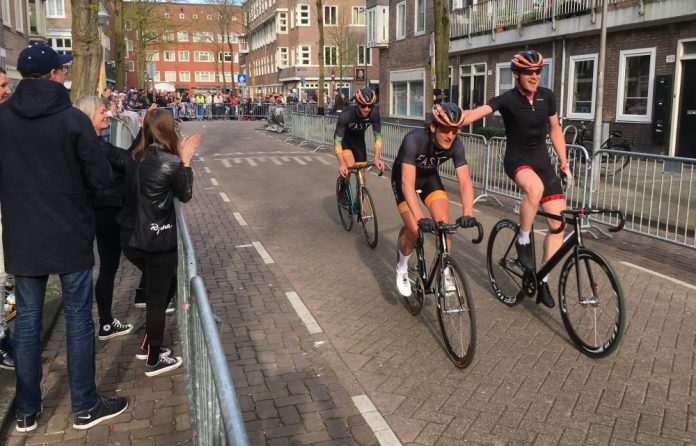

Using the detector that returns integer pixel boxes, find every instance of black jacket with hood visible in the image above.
[0,79,112,275]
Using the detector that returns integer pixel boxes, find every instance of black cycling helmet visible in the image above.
[511,50,544,72]
[431,102,465,128]
[355,87,377,106]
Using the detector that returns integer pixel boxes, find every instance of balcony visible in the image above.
[239,41,249,53]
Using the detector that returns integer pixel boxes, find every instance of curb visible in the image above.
[0,279,63,441]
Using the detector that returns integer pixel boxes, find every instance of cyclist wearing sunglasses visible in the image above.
[334,87,384,178]
[462,49,570,308]
[393,102,477,297]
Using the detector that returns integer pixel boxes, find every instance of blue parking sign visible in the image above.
[300,76,305,87]
[237,74,247,85]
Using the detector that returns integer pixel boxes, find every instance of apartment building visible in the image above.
[242,0,378,100]
[122,2,243,92]
[1,0,47,85]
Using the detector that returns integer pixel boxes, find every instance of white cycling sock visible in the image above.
[397,250,410,272]
[517,230,531,245]
[542,274,549,282]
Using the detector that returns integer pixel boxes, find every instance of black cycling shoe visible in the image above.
[537,282,555,308]
[515,240,535,271]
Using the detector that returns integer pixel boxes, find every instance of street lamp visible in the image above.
[97,8,110,94]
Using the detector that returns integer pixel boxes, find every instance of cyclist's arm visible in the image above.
[462,104,493,126]
[401,164,425,221]
[371,108,384,171]
[548,113,568,168]
[334,112,349,176]
[455,165,475,217]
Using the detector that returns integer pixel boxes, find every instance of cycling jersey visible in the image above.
[487,87,563,203]
[334,104,381,162]
[391,127,468,209]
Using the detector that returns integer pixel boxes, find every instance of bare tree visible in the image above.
[241,0,255,96]
[114,0,125,89]
[207,0,242,93]
[433,0,449,103]
[326,8,359,92]
[316,0,325,112]
[70,0,102,100]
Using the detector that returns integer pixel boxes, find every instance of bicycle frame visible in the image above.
[413,230,450,294]
[343,164,369,213]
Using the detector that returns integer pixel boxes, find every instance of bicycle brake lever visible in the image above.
[471,222,484,244]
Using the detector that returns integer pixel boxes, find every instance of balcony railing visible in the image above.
[450,0,648,39]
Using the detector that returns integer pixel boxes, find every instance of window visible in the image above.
[154,71,161,82]
[195,71,214,82]
[324,46,337,65]
[234,54,239,63]
[193,32,213,42]
[164,71,176,82]
[207,14,212,20]
[164,12,170,18]
[616,48,655,123]
[126,61,135,72]
[124,20,132,30]
[324,5,337,25]
[296,4,309,26]
[164,51,175,62]
[180,71,190,82]
[104,36,110,51]
[396,2,406,40]
[146,51,159,61]
[192,13,198,19]
[126,39,133,54]
[357,46,372,66]
[46,0,64,18]
[390,70,425,118]
[218,52,232,62]
[50,38,72,55]
[178,51,189,62]
[1,0,10,26]
[277,12,287,33]
[177,31,188,42]
[179,13,185,19]
[163,32,174,43]
[277,47,288,68]
[414,0,425,35]
[15,0,24,32]
[352,7,365,25]
[567,54,598,119]
[194,51,213,62]
[496,59,552,96]
[298,45,310,65]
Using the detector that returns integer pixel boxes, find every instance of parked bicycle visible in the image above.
[487,207,626,357]
[563,120,637,177]
[402,220,484,368]
[335,163,380,248]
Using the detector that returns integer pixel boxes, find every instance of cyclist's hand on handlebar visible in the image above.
[373,158,385,174]
[560,164,573,187]
[417,218,437,233]
[456,215,477,228]
[338,164,349,178]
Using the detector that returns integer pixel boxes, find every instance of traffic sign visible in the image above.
[236,74,247,85]
[300,76,305,87]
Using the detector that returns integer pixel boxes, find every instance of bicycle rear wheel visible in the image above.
[359,187,378,248]
[559,249,624,357]
[487,219,525,306]
[598,144,631,177]
[335,177,353,231]
[437,256,476,368]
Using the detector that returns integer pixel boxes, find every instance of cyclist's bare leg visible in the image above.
[426,196,451,251]
[397,206,419,257]
[514,169,544,232]
[341,151,360,201]
[541,198,565,264]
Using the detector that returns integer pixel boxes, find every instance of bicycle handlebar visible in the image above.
[558,208,626,233]
[418,221,484,244]
[348,162,383,176]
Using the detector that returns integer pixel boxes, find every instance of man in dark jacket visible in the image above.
[0,44,128,432]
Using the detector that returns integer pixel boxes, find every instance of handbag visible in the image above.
[127,160,177,253]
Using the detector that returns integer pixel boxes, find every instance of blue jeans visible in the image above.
[14,270,97,415]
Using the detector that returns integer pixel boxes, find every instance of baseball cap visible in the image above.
[17,43,73,76]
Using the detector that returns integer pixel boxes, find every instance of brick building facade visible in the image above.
[1,0,48,86]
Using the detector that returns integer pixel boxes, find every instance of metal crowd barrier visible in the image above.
[108,117,137,150]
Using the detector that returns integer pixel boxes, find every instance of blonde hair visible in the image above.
[73,95,103,121]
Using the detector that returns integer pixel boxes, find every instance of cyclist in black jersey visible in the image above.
[393,102,477,297]
[334,87,384,178]
[462,50,571,308]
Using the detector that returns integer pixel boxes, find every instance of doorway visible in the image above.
[676,59,696,158]
[460,63,486,134]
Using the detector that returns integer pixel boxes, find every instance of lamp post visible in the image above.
[97,7,110,94]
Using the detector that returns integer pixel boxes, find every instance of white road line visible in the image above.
[198,156,204,161]
[252,241,274,264]
[219,192,230,202]
[233,212,248,226]
[294,158,307,165]
[246,158,258,167]
[220,159,231,168]
[235,244,253,248]
[210,178,219,186]
[316,157,331,165]
[285,291,322,334]
[204,167,211,174]
[234,159,242,164]
[351,395,401,446]
[621,262,696,291]
[303,156,314,161]
[270,157,283,165]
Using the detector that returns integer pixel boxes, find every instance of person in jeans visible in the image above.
[0,66,14,371]
[74,96,134,341]
[118,109,200,377]
[0,44,128,432]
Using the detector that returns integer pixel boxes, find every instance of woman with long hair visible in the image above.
[73,96,133,341]
[119,109,200,376]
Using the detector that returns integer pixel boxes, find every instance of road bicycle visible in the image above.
[402,221,484,368]
[563,120,637,177]
[335,163,380,249]
[487,207,626,357]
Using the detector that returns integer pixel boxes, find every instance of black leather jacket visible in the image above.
[90,140,129,209]
[118,143,193,244]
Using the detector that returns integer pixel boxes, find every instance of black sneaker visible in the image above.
[73,395,128,430]
[135,345,172,360]
[15,406,41,432]
[537,282,555,308]
[145,355,183,377]
[98,319,133,341]
[515,240,535,271]
[0,346,14,370]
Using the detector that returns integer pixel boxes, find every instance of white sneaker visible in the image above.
[396,267,412,297]
[443,267,457,293]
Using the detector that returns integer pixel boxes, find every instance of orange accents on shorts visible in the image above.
[397,201,410,214]
[424,190,448,208]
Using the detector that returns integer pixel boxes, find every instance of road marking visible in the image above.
[210,178,219,186]
[233,212,247,226]
[246,158,258,167]
[204,167,211,174]
[351,395,401,446]
[252,241,274,264]
[235,244,253,248]
[220,159,231,168]
[316,157,331,165]
[219,192,230,202]
[212,151,312,156]
[269,157,283,165]
[285,291,322,334]
[621,262,696,291]
[294,158,306,165]
[198,156,205,161]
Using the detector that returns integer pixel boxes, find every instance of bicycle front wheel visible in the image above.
[437,256,476,368]
[559,249,624,357]
[359,187,378,248]
[335,177,353,231]
[487,219,525,306]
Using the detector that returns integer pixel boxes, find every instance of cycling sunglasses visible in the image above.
[358,103,373,109]
[521,68,542,76]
